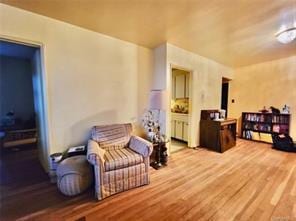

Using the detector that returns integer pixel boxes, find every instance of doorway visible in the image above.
[170,67,191,153]
[0,39,49,191]
[221,77,230,117]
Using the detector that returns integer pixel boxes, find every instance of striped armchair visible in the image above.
[87,123,153,200]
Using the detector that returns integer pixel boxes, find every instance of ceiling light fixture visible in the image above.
[275,25,296,44]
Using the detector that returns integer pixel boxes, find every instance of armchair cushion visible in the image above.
[87,139,106,166]
[104,148,143,171]
[129,136,153,157]
[91,124,132,150]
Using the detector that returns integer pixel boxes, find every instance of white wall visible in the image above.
[153,43,233,149]
[0,56,35,121]
[0,4,153,170]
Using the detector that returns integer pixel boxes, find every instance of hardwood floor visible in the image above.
[0,145,48,188]
[1,139,295,221]
[171,138,187,153]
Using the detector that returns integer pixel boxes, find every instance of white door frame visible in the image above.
[0,34,52,171]
[169,64,193,152]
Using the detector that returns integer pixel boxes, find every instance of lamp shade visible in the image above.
[149,90,167,110]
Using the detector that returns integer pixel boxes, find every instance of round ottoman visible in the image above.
[57,155,93,196]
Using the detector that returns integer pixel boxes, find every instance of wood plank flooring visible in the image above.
[1,139,295,221]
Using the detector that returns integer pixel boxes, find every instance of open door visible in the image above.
[0,38,50,171]
[221,77,230,117]
[31,49,50,170]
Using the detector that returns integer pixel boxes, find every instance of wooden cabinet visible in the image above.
[171,120,175,138]
[200,118,237,153]
[175,121,183,140]
[171,113,188,142]
[185,74,189,98]
[172,68,190,99]
[183,123,188,142]
[175,74,185,99]
[171,76,176,99]
[220,126,236,152]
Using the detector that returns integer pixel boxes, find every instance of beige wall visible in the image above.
[0,4,153,170]
[167,44,234,148]
[153,43,234,149]
[228,56,296,140]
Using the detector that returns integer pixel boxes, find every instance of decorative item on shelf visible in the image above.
[270,106,281,114]
[259,106,269,113]
[282,104,290,114]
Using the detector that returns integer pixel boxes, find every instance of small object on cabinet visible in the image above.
[220,109,226,119]
[270,106,280,114]
[259,106,269,113]
[67,145,86,157]
[282,104,290,114]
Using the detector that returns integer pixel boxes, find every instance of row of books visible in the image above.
[243,123,289,133]
[242,130,253,139]
[244,114,272,122]
[243,123,271,132]
[272,115,289,124]
[272,124,289,133]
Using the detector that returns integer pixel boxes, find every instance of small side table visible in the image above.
[66,145,86,158]
[150,142,168,170]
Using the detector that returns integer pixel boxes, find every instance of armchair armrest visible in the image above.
[87,139,106,166]
[129,136,153,157]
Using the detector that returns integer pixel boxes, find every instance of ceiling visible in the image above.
[1,0,295,67]
[0,40,37,59]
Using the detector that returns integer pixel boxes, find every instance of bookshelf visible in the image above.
[241,112,290,142]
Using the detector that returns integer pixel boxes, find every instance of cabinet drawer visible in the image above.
[175,121,183,140]
[185,74,189,98]
[171,113,188,122]
[183,123,188,142]
[171,120,176,138]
